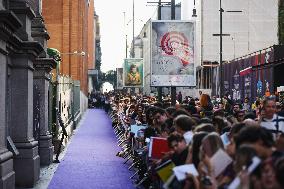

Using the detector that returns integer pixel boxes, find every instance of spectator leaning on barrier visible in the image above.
[107,91,284,189]
[167,133,189,166]
[173,115,196,145]
[152,107,168,127]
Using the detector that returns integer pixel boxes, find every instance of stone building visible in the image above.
[0,0,56,188]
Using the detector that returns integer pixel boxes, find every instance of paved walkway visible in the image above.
[48,109,135,189]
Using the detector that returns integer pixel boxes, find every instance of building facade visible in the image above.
[0,0,57,188]
[88,11,101,93]
[181,0,279,95]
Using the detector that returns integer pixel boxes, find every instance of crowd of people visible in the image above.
[106,91,284,189]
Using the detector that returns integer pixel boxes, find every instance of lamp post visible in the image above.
[170,0,176,106]
[125,19,143,58]
[60,51,86,56]
[219,0,224,99]
[123,12,127,58]
[60,51,86,76]
[231,34,236,59]
[213,0,242,99]
[192,0,197,17]
[132,0,135,58]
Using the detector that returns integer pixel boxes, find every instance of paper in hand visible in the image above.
[210,149,233,177]
[173,164,199,181]
[228,156,261,189]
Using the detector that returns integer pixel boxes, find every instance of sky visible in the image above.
[95,0,157,73]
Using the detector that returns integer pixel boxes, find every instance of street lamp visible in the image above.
[192,0,197,17]
[231,34,236,59]
[60,51,86,76]
[125,18,143,58]
[61,51,86,56]
[213,0,242,99]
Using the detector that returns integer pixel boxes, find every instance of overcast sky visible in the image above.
[95,0,157,72]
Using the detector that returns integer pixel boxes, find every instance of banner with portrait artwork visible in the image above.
[223,47,275,103]
[123,58,143,88]
[116,68,124,89]
[151,21,195,87]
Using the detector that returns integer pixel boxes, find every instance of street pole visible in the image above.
[170,0,177,106]
[171,0,175,20]
[219,0,224,99]
[212,2,241,99]
[132,0,135,58]
[132,0,135,94]
[123,12,127,58]
[157,0,163,103]
[158,0,161,20]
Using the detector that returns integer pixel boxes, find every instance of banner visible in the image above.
[151,21,195,86]
[116,68,123,89]
[223,47,275,102]
[123,58,143,87]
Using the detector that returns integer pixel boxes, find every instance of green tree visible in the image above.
[103,70,117,89]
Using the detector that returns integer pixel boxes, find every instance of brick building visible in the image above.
[42,0,95,95]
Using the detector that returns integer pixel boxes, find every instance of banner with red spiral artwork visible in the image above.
[151,20,195,86]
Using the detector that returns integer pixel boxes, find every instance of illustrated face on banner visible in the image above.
[244,76,251,99]
[160,31,192,66]
[233,70,240,100]
[124,58,143,87]
[224,81,230,94]
[151,21,195,87]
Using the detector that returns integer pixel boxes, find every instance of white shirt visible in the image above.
[183,131,194,145]
[261,114,284,135]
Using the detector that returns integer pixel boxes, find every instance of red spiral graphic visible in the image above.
[160,31,190,66]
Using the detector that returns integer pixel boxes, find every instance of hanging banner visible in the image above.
[116,68,124,89]
[151,20,195,86]
[123,58,144,87]
[243,57,252,100]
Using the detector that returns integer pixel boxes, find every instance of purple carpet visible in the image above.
[48,109,135,189]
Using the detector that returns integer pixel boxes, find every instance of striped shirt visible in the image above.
[260,114,284,135]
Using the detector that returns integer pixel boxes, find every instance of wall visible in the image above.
[42,0,94,95]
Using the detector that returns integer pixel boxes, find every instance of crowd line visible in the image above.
[90,92,284,189]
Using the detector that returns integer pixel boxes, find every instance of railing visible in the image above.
[49,75,81,138]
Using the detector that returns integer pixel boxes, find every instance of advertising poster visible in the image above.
[151,20,195,86]
[243,57,252,100]
[123,58,143,87]
[232,60,241,101]
[116,68,123,89]
[223,63,231,96]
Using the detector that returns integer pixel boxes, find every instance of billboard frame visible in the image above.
[123,58,144,88]
[150,20,196,87]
